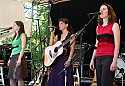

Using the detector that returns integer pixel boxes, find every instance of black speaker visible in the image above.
[73,45,94,78]
[83,64,94,78]
[73,44,85,63]
[25,52,31,60]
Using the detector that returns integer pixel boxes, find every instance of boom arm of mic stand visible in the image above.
[41,30,52,42]
[68,28,86,47]
[58,45,91,76]
[68,15,96,48]
[33,30,52,50]
[33,30,52,74]
[58,54,76,76]
[0,30,10,35]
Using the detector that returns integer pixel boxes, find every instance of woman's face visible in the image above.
[12,22,20,32]
[59,21,68,30]
[100,5,109,19]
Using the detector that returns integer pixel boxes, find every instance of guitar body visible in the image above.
[44,41,64,67]
[33,71,47,86]
[33,73,42,86]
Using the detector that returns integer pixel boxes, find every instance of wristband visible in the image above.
[19,56,23,59]
[90,59,94,63]
[68,57,72,62]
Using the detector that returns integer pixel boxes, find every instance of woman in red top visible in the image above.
[90,3,120,86]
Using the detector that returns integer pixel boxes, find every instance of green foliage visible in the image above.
[1,37,13,44]
[29,3,52,68]
[0,3,52,71]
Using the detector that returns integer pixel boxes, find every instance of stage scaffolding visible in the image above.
[24,0,71,84]
[24,0,52,82]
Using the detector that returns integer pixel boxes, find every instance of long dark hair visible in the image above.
[59,18,73,34]
[13,21,25,40]
[98,3,117,25]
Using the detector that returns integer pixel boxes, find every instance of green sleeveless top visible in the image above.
[11,33,24,56]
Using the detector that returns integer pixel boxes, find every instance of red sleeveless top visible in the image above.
[96,22,115,57]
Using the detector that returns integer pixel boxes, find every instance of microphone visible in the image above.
[48,26,58,32]
[48,26,56,28]
[87,12,101,15]
[1,27,12,32]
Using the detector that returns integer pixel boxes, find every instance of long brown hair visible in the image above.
[98,3,117,25]
[13,21,25,40]
[59,18,73,34]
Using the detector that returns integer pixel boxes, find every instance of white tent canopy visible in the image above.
[0,0,71,38]
[0,0,31,37]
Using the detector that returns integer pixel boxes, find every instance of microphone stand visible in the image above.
[0,30,10,35]
[0,27,12,35]
[116,68,124,86]
[58,14,97,86]
[33,28,52,71]
[33,18,52,85]
[121,69,124,86]
[37,19,45,74]
[58,45,93,75]
[33,28,53,50]
[0,31,9,35]
[32,30,52,85]
[78,14,97,86]
[79,30,84,86]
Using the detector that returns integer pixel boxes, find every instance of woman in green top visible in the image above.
[7,21,28,86]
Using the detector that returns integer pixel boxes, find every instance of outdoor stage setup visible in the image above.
[0,0,125,86]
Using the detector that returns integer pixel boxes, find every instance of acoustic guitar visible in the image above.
[33,68,49,86]
[33,70,43,86]
[44,33,76,67]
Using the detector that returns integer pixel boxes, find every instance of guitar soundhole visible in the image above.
[49,50,52,58]
[54,47,58,53]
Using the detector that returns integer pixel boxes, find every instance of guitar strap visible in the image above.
[57,32,72,56]
[57,32,72,41]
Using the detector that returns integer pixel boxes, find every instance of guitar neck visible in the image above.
[58,37,71,49]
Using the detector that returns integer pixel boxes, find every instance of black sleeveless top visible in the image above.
[57,32,72,56]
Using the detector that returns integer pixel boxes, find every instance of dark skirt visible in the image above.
[8,54,28,79]
[48,56,74,86]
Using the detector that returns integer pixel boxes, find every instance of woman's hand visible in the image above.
[90,62,95,71]
[50,27,55,33]
[110,61,117,71]
[16,58,21,67]
[64,60,71,68]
